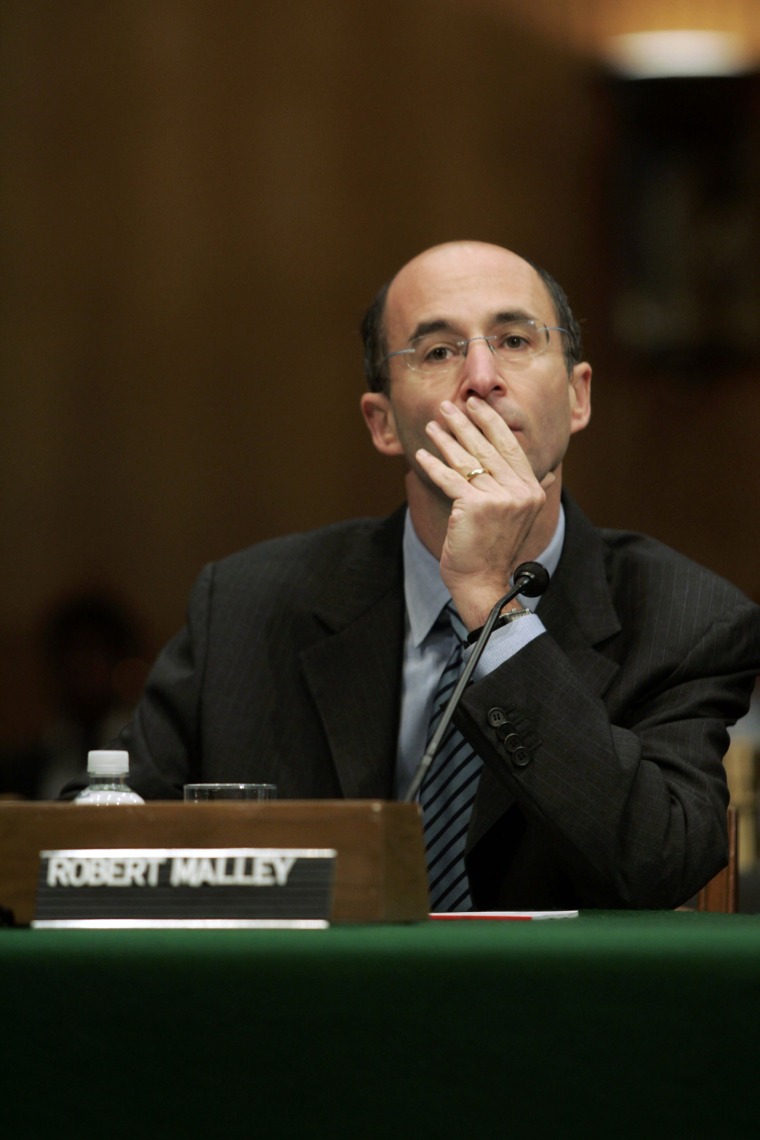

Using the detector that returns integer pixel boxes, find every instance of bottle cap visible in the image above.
[87,750,130,776]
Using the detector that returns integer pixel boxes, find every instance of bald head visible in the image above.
[391,241,537,297]
[360,241,583,393]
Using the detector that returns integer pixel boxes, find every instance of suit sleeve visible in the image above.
[457,591,760,908]
[115,565,214,799]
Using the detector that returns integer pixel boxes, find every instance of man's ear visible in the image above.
[568,362,592,436]
[360,392,404,456]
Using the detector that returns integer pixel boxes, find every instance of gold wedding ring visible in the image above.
[464,467,488,481]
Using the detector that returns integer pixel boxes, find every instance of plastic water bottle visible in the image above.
[73,750,144,805]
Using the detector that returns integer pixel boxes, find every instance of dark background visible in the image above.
[2,0,759,747]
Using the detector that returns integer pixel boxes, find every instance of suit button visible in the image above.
[496,722,516,741]
[502,733,523,753]
[512,747,531,768]
[487,708,508,727]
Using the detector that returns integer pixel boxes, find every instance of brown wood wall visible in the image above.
[1,0,758,743]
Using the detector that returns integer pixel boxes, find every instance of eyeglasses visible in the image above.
[383,319,568,377]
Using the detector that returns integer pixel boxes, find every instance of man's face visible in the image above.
[361,242,591,496]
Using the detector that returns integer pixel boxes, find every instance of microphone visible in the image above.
[507,561,550,599]
[403,561,550,803]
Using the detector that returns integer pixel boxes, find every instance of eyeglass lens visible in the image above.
[405,320,553,374]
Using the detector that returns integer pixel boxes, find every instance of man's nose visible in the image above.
[458,337,506,398]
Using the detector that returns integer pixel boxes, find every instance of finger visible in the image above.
[436,399,535,484]
[459,397,532,467]
[416,446,476,501]
[425,420,491,481]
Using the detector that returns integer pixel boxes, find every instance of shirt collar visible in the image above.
[402,504,565,649]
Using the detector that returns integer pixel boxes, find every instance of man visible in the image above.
[115,241,760,910]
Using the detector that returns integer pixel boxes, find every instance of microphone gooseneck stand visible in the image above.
[403,561,549,803]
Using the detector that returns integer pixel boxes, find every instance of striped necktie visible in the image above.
[419,603,482,912]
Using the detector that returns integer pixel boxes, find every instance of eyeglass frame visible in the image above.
[381,319,569,375]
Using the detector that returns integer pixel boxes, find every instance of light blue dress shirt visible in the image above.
[395,506,565,797]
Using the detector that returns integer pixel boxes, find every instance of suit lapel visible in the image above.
[537,494,621,696]
[299,509,406,799]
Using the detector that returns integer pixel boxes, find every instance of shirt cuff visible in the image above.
[464,613,546,680]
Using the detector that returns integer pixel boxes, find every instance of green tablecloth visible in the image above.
[2,912,759,1138]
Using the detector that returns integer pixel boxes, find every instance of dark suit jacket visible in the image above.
[120,494,760,909]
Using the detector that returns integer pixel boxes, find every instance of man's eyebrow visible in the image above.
[408,310,538,343]
[493,309,536,325]
[409,318,454,342]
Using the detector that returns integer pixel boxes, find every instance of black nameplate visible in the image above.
[32,848,336,929]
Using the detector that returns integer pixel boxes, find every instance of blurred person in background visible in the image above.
[0,590,148,799]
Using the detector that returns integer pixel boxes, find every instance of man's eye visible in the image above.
[503,334,531,350]
[420,342,458,365]
[494,321,543,354]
